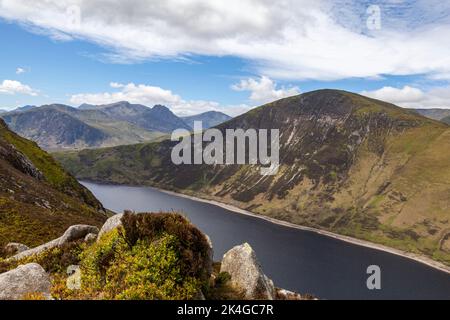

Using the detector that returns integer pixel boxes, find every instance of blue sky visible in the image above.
[1,1,450,116]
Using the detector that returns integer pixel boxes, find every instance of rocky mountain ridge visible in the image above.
[1,103,232,150]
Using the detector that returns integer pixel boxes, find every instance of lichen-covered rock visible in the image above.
[4,243,29,255]
[98,214,124,241]
[84,233,97,243]
[221,243,275,300]
[10,225,99,261]
[0,263,51,300]
[58,225,99,245]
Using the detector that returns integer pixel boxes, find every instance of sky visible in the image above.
[1,0,450,116]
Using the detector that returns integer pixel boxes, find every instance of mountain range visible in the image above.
[411,108,450,122]
[55,89,450,266]
[1,102,231,151]
[0,118,107,249]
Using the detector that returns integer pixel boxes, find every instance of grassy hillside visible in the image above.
[54,90,450,265]
[0,120,107,250]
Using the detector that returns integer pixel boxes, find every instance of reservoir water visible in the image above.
[82,181,450,300]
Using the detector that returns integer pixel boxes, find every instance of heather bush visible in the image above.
[60,212,211,300]
[120,212,211,282]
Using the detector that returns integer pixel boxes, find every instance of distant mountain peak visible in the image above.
[153,104,170,110]
[15,105,37,112]
[182,111,232,129]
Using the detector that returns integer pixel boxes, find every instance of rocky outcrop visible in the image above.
[4,243,29,256]
[0,263,51,300]
[0,141,43,180]
[97,213,124,240]
[59,225,99,244]
[10,225,99,261]
[221,243,275,300]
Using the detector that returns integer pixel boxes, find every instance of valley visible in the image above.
[55,90,450,266]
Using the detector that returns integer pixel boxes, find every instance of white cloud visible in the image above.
[232,76,300,104]
[70,82,251,117]
[361,86,425,105]
[361,85,450,109]
[16,67,26,74]
[1,1,450,80]
[0,80,38,96]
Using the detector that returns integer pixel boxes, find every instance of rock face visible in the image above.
[0,142,43,180]
[11,225,99,261]
[4,243,29,256]
[221,243,275,300]
[98,214,124,240]
[0,263,51,300]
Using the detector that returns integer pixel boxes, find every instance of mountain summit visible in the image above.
[182,111,232,129]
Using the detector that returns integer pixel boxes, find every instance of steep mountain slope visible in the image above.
[182,111,232,129]
[80,102,191,132]
[0,119,107,250]
[411,108,450,122]
[55,90,450,265]
[1,105,164,151]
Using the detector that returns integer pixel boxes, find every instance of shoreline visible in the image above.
[150,186,450,275]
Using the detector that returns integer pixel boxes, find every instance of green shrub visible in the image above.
[78,228,201,300]
[120,212,211,282]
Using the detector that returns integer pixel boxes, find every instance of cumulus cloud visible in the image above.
[0,80,38,96]
[361,85,450,109]
[1,1,450,80]
[232,76,300,104]
[16,67,26,74]
[70,82,251,117]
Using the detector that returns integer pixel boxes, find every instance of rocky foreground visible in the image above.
[0,212,312,300]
